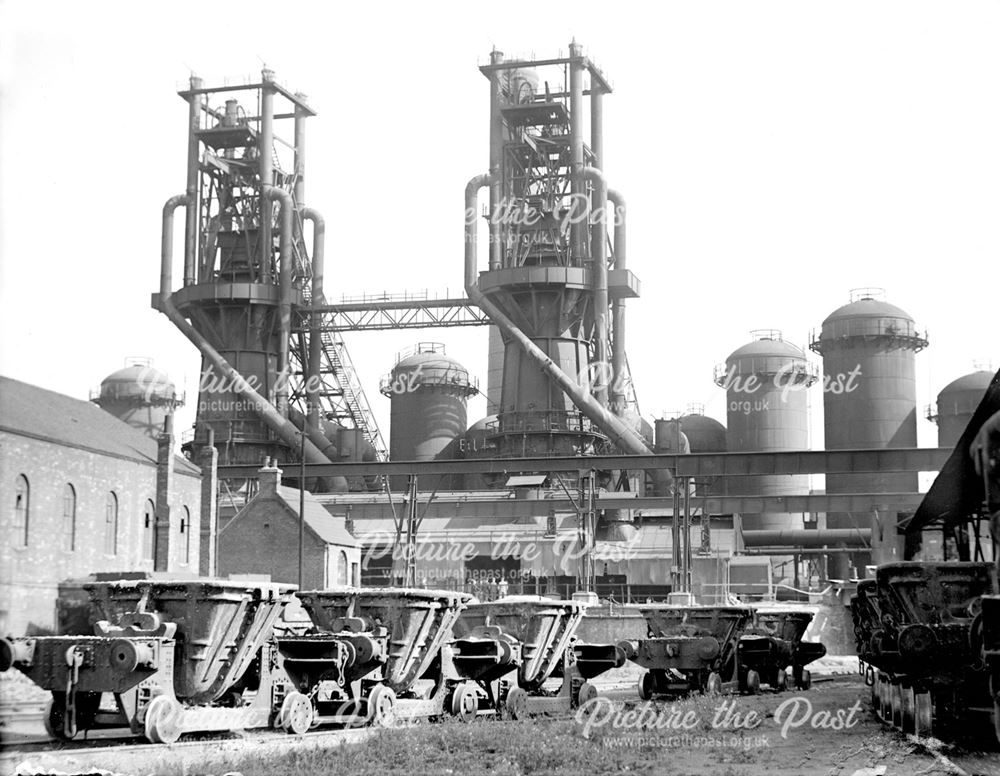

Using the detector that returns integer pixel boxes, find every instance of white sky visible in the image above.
[1,1,998,464]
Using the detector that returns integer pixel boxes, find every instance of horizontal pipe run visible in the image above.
[216,448,949,480]
[309,494,924,523]
[742,529,872,549]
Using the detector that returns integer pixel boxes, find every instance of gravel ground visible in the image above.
[0,671,49,708]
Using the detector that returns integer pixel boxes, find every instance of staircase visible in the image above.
[289,212,388,462]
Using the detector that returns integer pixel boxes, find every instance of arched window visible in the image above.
[337,549,349,586]
[143,500,156,561]
[104,492,119,555]
[180,506,191,565]
[13,475,29,547]
[63,484,76,551]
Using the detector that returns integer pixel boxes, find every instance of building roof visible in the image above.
[823,297,914,324]
[348,512,578,544]
[0,376,200,476]
[938,369,994,398]
[276,485,358,547]
[727,336,807,362]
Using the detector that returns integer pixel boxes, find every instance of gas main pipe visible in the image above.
[158,195,334,467]
[465,174,654,461]
[263,185,294,416]
[607,188,627,415]
[303,206,325,432]
[581,166,609,408]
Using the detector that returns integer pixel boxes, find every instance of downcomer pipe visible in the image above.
[259,70,275,267]
[263,185,294,415]
[287,406,348,493]
[608,189,627,414]
[581,166,609,408]
[183,76,203,286]
[158,195,334,467]
[303,206,325,431]
[465,174,654,460]
[569,41,586,265]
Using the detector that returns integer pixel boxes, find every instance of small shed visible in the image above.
[219,462,360,589]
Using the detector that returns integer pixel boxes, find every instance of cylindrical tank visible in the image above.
[654,418,690,454]
[677,410,727,453]
[715,330,817,529]
[810,289,928,572]
[380,343,479,489]
[459,414,501,489]
[93,360,183,437]
[929,369,993,448]
[673,409,728,497]
[486,325,504,411]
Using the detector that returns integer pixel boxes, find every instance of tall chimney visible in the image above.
[154,414,175,571]
[258,459,283,495]
[199,428,218,576]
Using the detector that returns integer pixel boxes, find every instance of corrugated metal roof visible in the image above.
[593,524,735,559]
[351,513,569,544]
[348,514,733,558]
[275,485,358,547]
[506,475,549,487]
[0,376,200,476]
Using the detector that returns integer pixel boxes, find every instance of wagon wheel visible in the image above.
[900,685,916,734]
[43,694,75,742]
[450,682,479,722]
[367,683,397,727]
[914,690,933,738]
[743,670,760,696]
[796,668,812,691]
[990,673,1000,746]
[705,672,723,696]
[879,676,893,721]
[889,682,903,729]
[577,681,598,707]
[637,671,655,701]
[774,668,788,692]
[279,691,314,735]
[504,687,528,720]
[144,695,184,744]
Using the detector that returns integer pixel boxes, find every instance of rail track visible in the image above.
[4,676,999,776]
[1,722,376,776]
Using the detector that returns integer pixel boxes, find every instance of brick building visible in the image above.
[219,462,360,589]
[0,377,204,635]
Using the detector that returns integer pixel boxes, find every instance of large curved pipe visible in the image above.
[569,41,585,266]
[263,185,293,415]
[581,167,609,408]
[183,76,203,286]
[465,175,651,459]
[608,189,627,414]
[303,206,325,431]
[158,195,333,466]
[288,407,348,493]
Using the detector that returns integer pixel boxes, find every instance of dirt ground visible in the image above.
[3,675,999,776]
[577,677,998,776]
